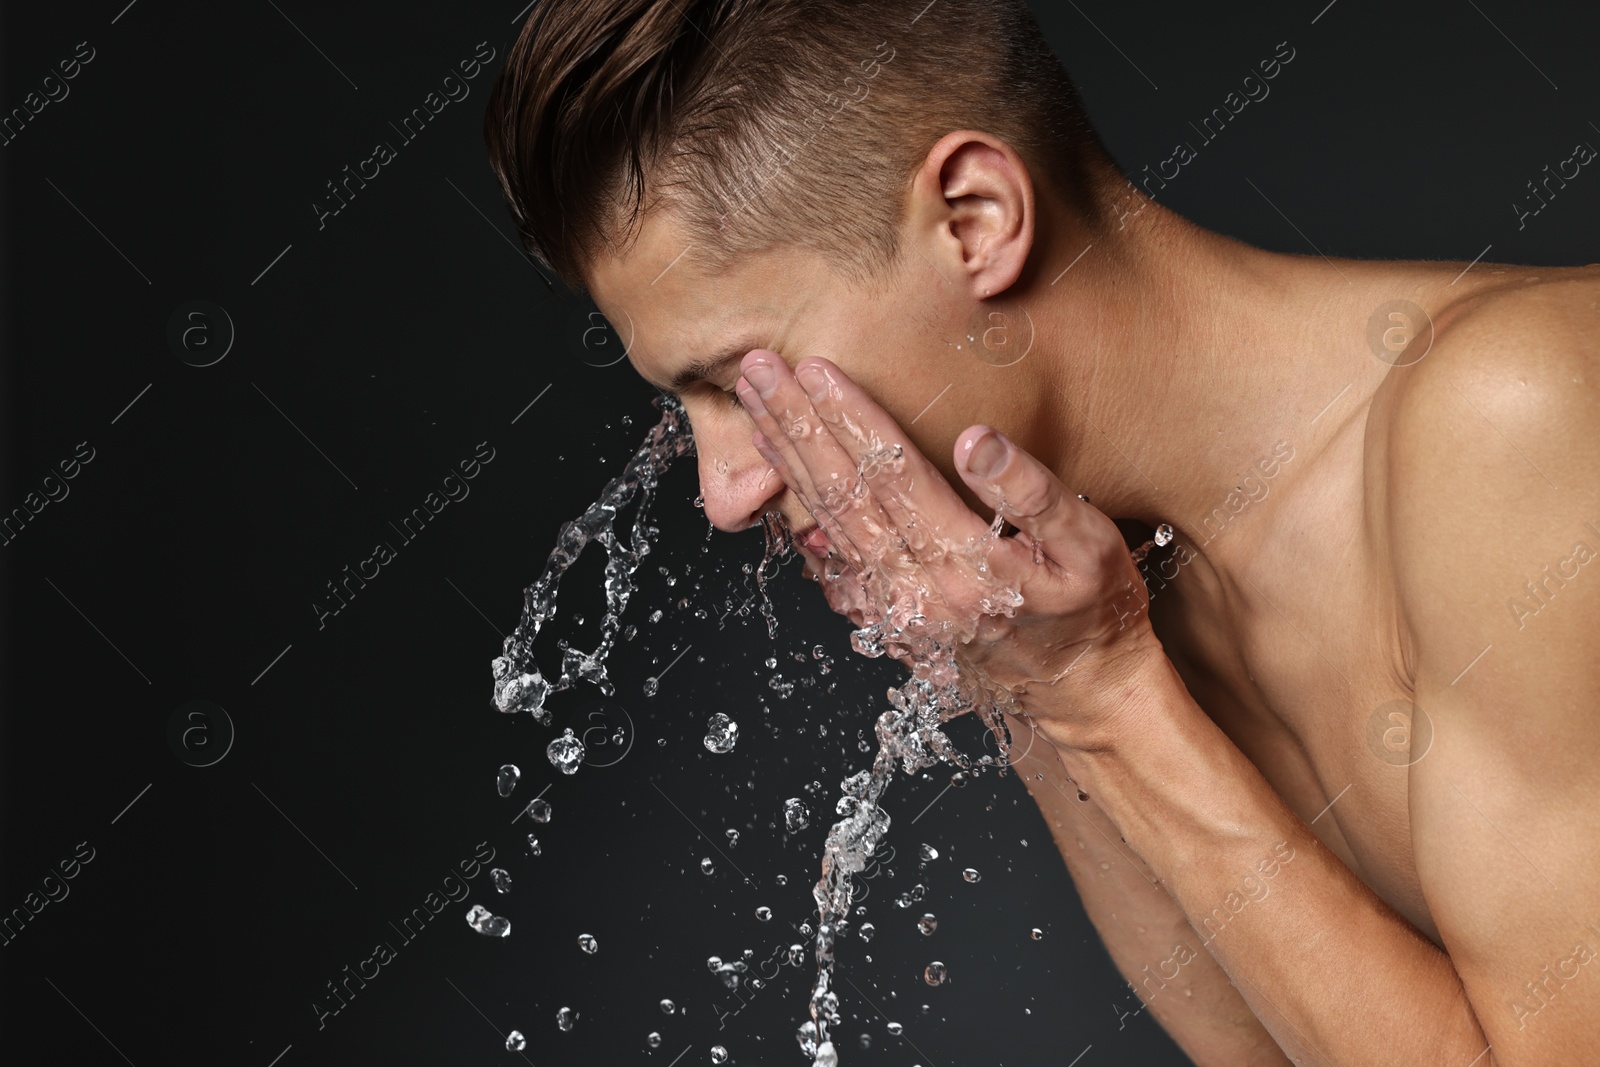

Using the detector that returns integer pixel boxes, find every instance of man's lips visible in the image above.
[795,523,831,558]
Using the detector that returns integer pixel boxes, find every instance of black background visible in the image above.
[2,2,1596,1066]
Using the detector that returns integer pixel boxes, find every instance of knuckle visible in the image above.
[1003,467,1058,520]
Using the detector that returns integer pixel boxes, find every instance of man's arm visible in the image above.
[1011,737,1292,1065]
[1387,294,1600,1062]
[1045,295,1600,1066]
[729,332,1597,1064]
[1054,649,1493,1065]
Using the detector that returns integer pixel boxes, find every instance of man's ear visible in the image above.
[909,130,1035,299]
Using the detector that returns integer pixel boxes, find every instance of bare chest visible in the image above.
[1149,424,1443,944]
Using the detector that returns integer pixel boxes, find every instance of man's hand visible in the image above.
[734,349,1159,747]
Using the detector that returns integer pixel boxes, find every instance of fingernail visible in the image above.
[967,431,1011,478]
[796,363,829,404]
[736,378,766,414]
[744,359,778,397]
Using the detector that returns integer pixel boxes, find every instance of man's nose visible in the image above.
[696,426,783,533]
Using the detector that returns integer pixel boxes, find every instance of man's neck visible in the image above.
[1019,191,1437,564]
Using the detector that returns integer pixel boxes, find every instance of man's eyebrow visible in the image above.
[666,346,749,393]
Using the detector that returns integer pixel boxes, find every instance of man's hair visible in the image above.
[483,0,1111,290]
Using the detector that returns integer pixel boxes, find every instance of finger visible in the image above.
[738,352,897,567]
[953,425,1098,566]
[791,357,992,564]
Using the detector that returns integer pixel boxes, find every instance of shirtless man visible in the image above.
[482,1,1600,1062]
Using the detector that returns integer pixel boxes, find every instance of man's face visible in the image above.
[588,208,993,581]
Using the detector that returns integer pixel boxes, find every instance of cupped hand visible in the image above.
[734,351,1160,748]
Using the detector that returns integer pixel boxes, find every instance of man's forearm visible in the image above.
[1055,650,1492,1066]
[1011,734,1292,1066]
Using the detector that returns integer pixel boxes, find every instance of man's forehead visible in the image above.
[587,215,825,383]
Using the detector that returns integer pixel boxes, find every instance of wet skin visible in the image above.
[588,129,1600,1064]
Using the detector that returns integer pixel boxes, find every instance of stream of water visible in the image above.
[489,399,1042,1065]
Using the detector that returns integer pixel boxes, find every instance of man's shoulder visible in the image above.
[1379,265,1600,678]
[1384,266,1600,487]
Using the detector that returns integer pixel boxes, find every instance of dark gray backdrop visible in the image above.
[2,1,1595,1065]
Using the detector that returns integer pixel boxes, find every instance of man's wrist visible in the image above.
[1044,625,1189,755]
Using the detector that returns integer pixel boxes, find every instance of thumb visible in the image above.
[953,426,1094,561]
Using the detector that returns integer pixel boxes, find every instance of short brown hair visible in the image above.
[483,0,1110,291]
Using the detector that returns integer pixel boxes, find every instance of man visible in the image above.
[482,1,1600,1062]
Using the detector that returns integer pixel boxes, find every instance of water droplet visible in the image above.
[788,944,806,967]
[547,728,586,774]
[924,961,947,986]
[859,922,876,942]
[1153,522,1174,547]
[648,1032,662,1048]
[1077,789,1090,801]
[859,1033,872,1050]
[710,1046,729,1064]
[755,906,772,921]
[703,713,739,754]
[886,1021,903,1036]
[650,609,664,624]
[506,1029,526,1051]
[578,933,598,954]
[491,868,512,893]
[962,867,981,883]
[526,834,541,856]
[948,771,967,788]
[527,798,553,824]
[465,904,510,938]
[556,1006,577,1031]
[917,913,938,936]
[775,873,788,886]
[783,798,811,832]
[725,828,740,847]
[660,998,676,1014]
[796,1021,819,1058]
[700,857,715,875]
[643,676,661,697]
[1030,927,1044,941]
[497,764,521,797]
[918,843,938,862]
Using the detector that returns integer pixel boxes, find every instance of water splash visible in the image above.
[490,396,695,722]
[753,512,793,638]
[466,904,511,938]
[800,509,1026,1063]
